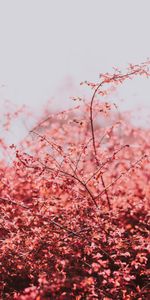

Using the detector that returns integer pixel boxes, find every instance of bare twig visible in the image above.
[88,66,149,210]
[95,154,147,200]
[85,144,129,185]
[39,160,99,208]
[89,80,111,209]
[0,197,30,209]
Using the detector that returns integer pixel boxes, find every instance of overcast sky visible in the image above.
[0,0,150,133]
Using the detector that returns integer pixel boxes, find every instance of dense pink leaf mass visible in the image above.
[0,62,150,299]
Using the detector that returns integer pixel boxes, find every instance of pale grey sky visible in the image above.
[0,0,149,140]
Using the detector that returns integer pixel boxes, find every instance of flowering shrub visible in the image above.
[0,61,150,299]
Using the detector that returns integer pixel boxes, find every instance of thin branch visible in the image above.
[95,154,147,200]
[85,144,129,185]
[89,80,111,209]
[74,137,93,174]
[39,161,99,208]
[88,67,148,210]
[0,197,30,209]
[90,81,104,159]
[31,130,81,178]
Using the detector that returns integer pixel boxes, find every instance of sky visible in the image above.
[0,0,150,142]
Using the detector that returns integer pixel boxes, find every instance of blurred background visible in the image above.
[0,0,150,143]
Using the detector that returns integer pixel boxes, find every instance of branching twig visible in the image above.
[85,144,129,185]
[89,66,149,210]
[39,160,99,208]
[95,154,147,200]
[0,197,30,209]
[89,80,111,209]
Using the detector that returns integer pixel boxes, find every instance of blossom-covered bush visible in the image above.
[0,62,150,299]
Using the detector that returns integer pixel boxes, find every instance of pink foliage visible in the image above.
[0,61,150,299]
